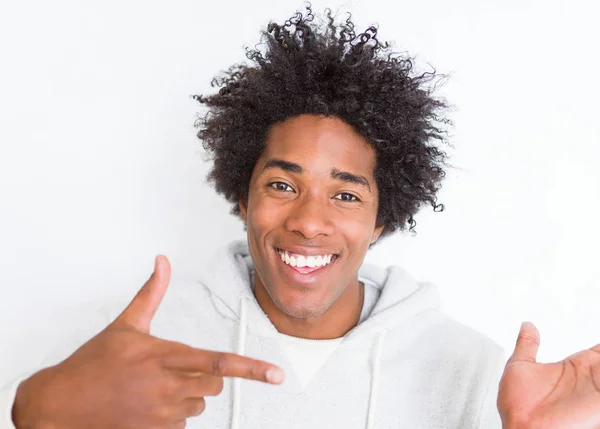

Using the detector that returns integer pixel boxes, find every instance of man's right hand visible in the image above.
[11,255,284,429]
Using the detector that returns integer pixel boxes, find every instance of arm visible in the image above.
[1,375,29,429]
[1,296,125,428]
[1,256,283,429]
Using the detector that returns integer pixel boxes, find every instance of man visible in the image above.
[4,6,600,429]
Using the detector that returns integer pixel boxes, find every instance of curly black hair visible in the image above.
[193,5,451,238]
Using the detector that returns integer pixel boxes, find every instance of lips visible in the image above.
[275,246,339,257]
[274,246,338,279]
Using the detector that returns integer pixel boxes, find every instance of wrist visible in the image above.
[501,420,528,429]
[12,371,57,429]
[12,379,30,429]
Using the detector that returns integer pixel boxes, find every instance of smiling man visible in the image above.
[4,6,508,429]
[244,115,384,339]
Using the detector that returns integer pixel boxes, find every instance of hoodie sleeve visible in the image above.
[0,297,123,429]
[476,349,507,429]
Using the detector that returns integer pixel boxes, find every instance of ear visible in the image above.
[371,224,384,245]
[239,197,248,224]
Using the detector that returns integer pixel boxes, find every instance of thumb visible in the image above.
[509,321,540,364]
[115,255,171,333]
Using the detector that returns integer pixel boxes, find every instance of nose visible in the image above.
[283,194,335,239]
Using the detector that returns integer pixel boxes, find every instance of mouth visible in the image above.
[274,247,339,276]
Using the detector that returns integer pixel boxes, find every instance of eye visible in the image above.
[334,192,360,202]
[269,182,294,192]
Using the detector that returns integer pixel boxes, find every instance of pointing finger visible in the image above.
[162,347,284,384]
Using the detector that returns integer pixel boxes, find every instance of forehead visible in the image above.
[260,114,376,176]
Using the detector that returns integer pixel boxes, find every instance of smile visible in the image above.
[276,248,338,275]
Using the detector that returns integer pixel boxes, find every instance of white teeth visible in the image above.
[277,249,335,269]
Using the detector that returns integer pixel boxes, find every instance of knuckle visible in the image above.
[212,354,228,376]
[203,376,224,396]
[168,421,187,429]
[164,376,183,398]
[152,404,172,421]
[213,376,224,395]
[247,364,262,380]
[518,333,538,344]
[192,398,206,416]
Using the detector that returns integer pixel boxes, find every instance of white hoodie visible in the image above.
[1,240,506,429]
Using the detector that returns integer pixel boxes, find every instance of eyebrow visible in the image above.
[262,159,302,174]
[331,168,371,192]
[262,158,372,192]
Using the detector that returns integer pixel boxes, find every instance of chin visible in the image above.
[271,292,330,319]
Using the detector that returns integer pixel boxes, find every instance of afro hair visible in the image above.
[193,5,451,238]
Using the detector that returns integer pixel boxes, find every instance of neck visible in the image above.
[253,277,364,340]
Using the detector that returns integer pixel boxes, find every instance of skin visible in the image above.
[239,114,384,340]
[499,322,600,429]
[11,257,284,429]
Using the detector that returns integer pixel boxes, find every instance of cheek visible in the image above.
[339,205,377,229]
[247,196,285,236]
[337,215,377,252]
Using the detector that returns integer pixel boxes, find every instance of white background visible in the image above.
[1,0,599,383]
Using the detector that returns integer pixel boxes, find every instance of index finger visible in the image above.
[162,346,284,385]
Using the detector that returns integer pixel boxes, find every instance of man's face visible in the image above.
[240,114,383,319]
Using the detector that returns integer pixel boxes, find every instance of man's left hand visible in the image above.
[498,321,600,429]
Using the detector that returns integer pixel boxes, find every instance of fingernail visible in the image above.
[521,321,532,330]
[266,368,284,384]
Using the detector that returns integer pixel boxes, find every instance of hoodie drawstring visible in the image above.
[366,331,386,429]
[230,294,385,429]
[231,295,249,429]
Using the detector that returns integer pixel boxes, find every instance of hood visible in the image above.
[196,240,443,429]
[197,240,441,341]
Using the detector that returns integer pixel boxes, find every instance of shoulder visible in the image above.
[424,310,505,364]
[387,308,506,377]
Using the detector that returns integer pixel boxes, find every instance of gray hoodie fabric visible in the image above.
[1,240,506,428]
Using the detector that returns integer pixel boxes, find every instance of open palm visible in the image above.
[498,322,600,429]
